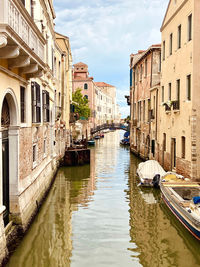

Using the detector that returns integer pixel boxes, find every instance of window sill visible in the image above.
[32,161,37,169]
[32,122,41,127]
[173,109,180,113]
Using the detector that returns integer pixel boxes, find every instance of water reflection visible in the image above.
[7,131,200,267]
[128,153,200,267]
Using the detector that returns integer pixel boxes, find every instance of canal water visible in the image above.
[7,131,200,267]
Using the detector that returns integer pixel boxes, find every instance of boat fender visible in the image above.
[152,174,160,188]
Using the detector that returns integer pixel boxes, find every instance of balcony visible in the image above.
[164,104,171,112]
[125,95,130,106]
[69,113,80,123]
[56,106,62,120]
[0,0,46,76]
[132,119,137,127]
[149,109,155,120]
[172,100,180,111]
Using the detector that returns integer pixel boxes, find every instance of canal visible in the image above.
[7,131,200,267]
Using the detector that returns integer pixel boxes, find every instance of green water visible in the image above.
[7,131,200,267]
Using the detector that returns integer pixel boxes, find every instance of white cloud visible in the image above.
[54,0,169,115]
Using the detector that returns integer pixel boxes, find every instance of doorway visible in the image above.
[1,98,10,226]
[2,131,9,226]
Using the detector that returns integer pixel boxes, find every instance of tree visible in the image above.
[72,88,91,119]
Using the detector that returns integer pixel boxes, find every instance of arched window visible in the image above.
[84,95,88,100]
[84,83,88,90]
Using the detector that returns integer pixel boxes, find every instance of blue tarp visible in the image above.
[193,196,200,204]
[124,131,130,138]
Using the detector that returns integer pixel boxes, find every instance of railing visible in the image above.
[0,0,45,61]
[91,123,129,134]
[69,113,80,123]
[172,100,180,110]
[132,119,137,126]
[56,106,62,119]
[165,105,171,112]
[149,109,155,120]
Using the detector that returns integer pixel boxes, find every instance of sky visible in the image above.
[54,0,169,118]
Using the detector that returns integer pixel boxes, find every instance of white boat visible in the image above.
[137,160,166,187]
[161,181,200,240]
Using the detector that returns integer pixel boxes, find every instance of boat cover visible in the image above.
[137,160,166,180]
[193,196,200,205]
[124,131,130,138]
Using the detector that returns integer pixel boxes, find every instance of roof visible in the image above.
[55,32,69,40]
[94,82,115,87]
[74,62,88,67]
[130,44,161,68]
[73,76,93,81]
[160,0,171,31]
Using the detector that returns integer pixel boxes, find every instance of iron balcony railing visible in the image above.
[172,100,180,110]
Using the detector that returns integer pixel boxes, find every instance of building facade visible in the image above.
[0,0,72,263]
[158,0,200,180]
[129,45,161,160]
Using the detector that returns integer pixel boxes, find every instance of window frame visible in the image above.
[186,74,191,101]
[188,14,192,42]
[20,86,26,123]
[169,33,173,55]
[177,24,181,49]
[31,82,41,123]
[42,90,50,123]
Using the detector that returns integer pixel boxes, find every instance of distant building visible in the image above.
[72,62,120,136]
[129,45,161,159]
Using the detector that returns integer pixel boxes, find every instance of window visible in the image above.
[176,79,180,101]
[169,33,173,55]
[151,140,155,157]
[140,65,143,80]
[31,0,34,18]
[145,59,147,77]
[20,86,25,123]
[31,82,41,123]
[58,92,61,107]
[168,83,171,100]
[162,86,164,102]
[143,100,145,121]
[42,90,50,122]
[43,139,46,155]
[52,48,54,71]
[188,14,192,41]
[130,68,133,87]
[163,133,166,151]
[33,144,36,163]
[159,52,161,72]
[181,136,186,159]
[163,41,165,61]
[178,25,181,49]
[187,75,191,100]
[84,95,88,100]
[84,83,88,90]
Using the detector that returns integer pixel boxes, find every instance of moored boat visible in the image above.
[160,181,200,240]
[137,160,166,187]
[87,139,95,146]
